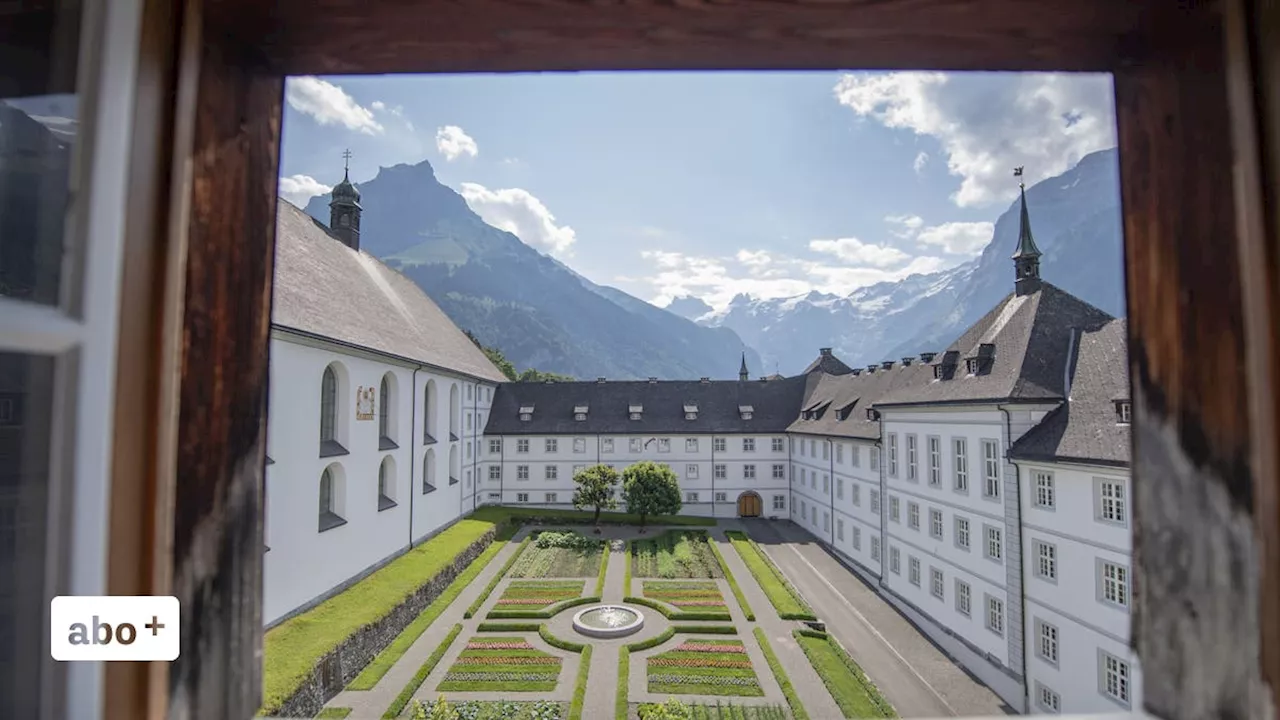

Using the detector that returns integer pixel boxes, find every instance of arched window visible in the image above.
[449,444,459,485]
[423,449,437,494]
[378,456,397,510]
[449,384,460,441]
[379,373,398,449]
[423,380,437,443]
[319,466,346,532]
[319,364,348,457]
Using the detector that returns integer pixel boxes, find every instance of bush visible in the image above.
[569,645,592,720]
[534,530,600,550]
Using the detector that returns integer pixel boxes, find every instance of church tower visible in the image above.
[739,352,749,382]
[329,150,362,251]
[1011,166,1042,296]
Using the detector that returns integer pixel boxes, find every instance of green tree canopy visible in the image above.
[572,464,621,525]
[463,329,573,383]
[621,461,682,528]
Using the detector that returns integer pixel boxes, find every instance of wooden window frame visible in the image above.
[89,0,1280,718]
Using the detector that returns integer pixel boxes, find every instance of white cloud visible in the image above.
[371,100,386,111]
[285,77,383,135]
[834,71,1114,207]
[458,183,576,256]
[278,174,332,207]
[915,221,995,256]
[913,151,929,173]
[884,214,924,238]
[807,237,911,267]
[436,125,479,161]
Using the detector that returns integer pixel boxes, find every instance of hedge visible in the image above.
[725,531,817,622]
[569,645,592,720]
[594,542,611,596]
[622,541,634,596]
[671,624,738,634]
[476,622,541,632]
[382,623,462,719]
[464,533,534,619]
[348,525,518,691]
[261,514,506,713]
[623,595,732,622]
[486,506,715,527]
[626,627,676,653]
[539,623,588,653]
[793,629,896,718]
[707,533,756,621]
[795,627,829,640]
[615,648,630,720]
[485,595,600,619]
[315,709,352,719]
[754,627,809,720]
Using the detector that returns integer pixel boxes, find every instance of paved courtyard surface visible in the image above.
[740,518,1011,717]
[314,519,1009,719]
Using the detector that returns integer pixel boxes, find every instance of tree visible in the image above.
[572,464,620,529]
[517,367,575,383]
[463,329,517,381]
[621,461,682,531]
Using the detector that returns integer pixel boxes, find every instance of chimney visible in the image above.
[920,351,937,363]
[648,377,658,384]
[596,377,606,384]
[882,360,895,370]
[700,377,710,383]
[819,347,833,356]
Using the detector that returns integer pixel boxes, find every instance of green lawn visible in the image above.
[794,630,896,718]
[725,531,816,621]
[706,534,755,621]
[646,638,763,697]
[261,515,506,713]
[633,530,724,579]
[753,627,809,720]
[315,708,353,719]
[438,636,563,692]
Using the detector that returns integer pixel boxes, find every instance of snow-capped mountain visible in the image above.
[681,147,1125,374]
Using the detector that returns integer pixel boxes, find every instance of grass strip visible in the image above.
[672,624,738,634]
[262,515,506,712]
[708,535,756,621]
[615,647,630,720]
[725,531,816,621]
[569,645,592,720]
[594,542,610,596]
[753,628,808,720]
[464,533,533,619]
[348,526,517,691]
[486,595,599,619]
[382,623,462,720]
[793,629,896,718]
[624,595,732,622]
[623,541,634,596]
[315,709,352,719]
[477,622,541,632]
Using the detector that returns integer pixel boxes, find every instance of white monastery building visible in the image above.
[264,170,1139,715]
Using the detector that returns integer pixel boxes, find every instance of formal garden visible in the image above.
[263,461,895,720]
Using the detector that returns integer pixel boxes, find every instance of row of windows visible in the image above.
[1032,621,1132,709]
[886,495,1003,560]
[491,462,788,482]
[885,433,1002,498]
[790,436,882,471]
[499,436,787,455]
[886,545,1004,635]
[500,490,788,509]
[1030,538,1131,608]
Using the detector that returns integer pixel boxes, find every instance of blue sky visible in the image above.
[278,71,1116,310]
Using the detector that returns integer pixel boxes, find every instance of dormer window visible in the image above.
[1115,400,1132,424]
[965,358,980,375]
[574,404,588,422]
[738,404,754,420]
[933,365,944,379]
[866,408,880,421]
[629,404,643,421]
[519,404,534,422]
[684,403,698,421]
[575,413,586,421]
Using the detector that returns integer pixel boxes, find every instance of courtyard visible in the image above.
[271,510,994,720]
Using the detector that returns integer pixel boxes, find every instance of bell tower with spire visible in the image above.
[739,352,749,382]
[329,149,362,251]
[1011,166,1042,296]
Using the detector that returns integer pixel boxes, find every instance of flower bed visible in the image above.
[438,636,562,692]
[508,532,605,578]
[409,699,566,720]
[642,580,728,613]
[645,638,762,697]
[494,580,584,610]
[632,530,724,579]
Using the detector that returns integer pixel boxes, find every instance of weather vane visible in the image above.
[1014,165,1025,188]
[342,148,353,170]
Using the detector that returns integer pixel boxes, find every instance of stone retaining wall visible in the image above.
[274,526,499,718]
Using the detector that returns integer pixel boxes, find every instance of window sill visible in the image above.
[319,440,349,458]
[422,484,437,495]
[379,436,400,451]
[423,432,437,445]
[319,512,347,532]
[378,495,398,511]
[449,432,459,442]
[449,477,459,486]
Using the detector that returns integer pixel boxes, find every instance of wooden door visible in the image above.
[737,493,762,518]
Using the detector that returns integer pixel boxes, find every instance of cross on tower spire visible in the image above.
[1011,166,1042,296]
[342,149,353,177]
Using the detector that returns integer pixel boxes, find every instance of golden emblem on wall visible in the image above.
[356,386,376,421]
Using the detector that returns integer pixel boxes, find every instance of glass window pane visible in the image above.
[0,2,82,307]
[0,352,57,717]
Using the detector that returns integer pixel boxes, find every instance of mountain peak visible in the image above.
[374,158,437,180]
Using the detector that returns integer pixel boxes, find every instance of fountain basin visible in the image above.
[572,604,645,639]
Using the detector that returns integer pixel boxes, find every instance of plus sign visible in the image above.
[146,616,165,636]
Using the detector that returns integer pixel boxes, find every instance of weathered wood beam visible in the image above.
[168,13,281,718]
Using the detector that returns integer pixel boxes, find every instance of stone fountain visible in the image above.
[571,604,644,639]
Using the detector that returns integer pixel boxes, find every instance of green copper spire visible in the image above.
[1011,166,1042,295]
[739,352,749,381]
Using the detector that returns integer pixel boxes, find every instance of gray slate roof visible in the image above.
[875,282,1114,406]
[484,376,808,435]
[1010,318,1130,467]
[802,348,856,376]
[272,200,508,383]
[788,363,932,440]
